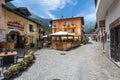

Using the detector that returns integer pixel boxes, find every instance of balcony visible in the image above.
[63,25,76,29]
[52,26,58,28]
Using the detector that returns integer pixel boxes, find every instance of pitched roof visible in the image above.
[5,0,13,3]
[3,2,51,33]
[4,2,50,27]
[5,2,16,9]
[14,7,31,16]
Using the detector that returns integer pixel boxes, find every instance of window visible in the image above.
[71,29,74,33]
[29,24,34,32]
[53,22,57,27]
[71,20,75,25]
[63,21,68,27]
[38,28,41,34]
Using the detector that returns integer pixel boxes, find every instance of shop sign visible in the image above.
[7,21,24,29]
[99,20,105,27]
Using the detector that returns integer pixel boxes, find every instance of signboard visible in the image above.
[7,21,24,29]
[99,20,105,27]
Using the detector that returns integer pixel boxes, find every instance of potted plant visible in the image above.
[7,39,15,49]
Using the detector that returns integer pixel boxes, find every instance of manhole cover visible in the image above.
[52,79,61,80]
[60,53,66,55]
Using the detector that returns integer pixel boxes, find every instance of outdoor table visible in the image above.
[0,51,17,65]
[0,52,17,57]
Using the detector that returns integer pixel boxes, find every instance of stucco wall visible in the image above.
[51,17,82,36]
[5,9,38,44]
[105,0,120,34]
[105,0,120,58]
[0,1,5,29]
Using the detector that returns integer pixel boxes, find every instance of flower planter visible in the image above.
[4,50,35,80]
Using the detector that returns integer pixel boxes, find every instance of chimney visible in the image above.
[61,16,64,19]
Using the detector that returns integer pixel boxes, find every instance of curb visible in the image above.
[110,59,120,69]
[97,42,120,69]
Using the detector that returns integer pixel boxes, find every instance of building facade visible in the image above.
[50,17,84,36]
[0,0,45,48]
[95,0,120,61]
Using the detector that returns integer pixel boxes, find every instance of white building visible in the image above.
[95,0,120,61]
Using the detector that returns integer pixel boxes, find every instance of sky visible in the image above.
[11,0,96,24]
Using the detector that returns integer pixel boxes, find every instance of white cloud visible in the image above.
[12,0,77,19]
[85,12,96,22]
[45,11,57,19]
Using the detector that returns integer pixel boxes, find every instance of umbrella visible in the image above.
[42,35,48,38]
[50,31,74,36]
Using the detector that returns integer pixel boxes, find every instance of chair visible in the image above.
[16,50,27,63]
[0,57,4,73]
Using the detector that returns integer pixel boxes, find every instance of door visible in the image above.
[117,28,120,61]
[110,27,120,61]
[17,36,23,48]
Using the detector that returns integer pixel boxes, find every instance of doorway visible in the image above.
[110,27,120,61]
[8,31,23,48]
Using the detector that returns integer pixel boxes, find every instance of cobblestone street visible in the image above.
[14,41,120,80]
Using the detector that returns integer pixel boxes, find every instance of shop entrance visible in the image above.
[8,31,24,48]
[110,27,120,61]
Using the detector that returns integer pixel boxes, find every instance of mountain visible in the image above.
[28,13,51,33]
[29,13,51,27]
[83,22,95,34]
[6,2,51,33]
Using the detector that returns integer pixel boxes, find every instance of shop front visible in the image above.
[110,17,120,61]
[0,9,38,49]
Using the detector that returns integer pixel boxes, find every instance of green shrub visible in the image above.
[28,51,34,56]
[23,55,33,63]
[8,64,22,73]
[81,38,87,44]
[62,38,67,42]
[19,61,27,68]
[4,50,35,80]
[28,55,33,61]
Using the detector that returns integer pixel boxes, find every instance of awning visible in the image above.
[50,31,74,36]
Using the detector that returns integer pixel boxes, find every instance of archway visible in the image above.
[8,30,24,48]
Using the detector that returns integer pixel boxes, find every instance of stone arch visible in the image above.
[8,29,22,36]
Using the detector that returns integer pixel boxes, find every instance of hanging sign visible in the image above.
[99,20,105,28]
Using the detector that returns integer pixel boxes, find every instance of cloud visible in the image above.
[76,6,96,23]
[46,11,57,19]
[85,12,96,22]
[12,0,77,19]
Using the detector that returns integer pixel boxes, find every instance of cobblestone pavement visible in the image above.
[14,41,120,80]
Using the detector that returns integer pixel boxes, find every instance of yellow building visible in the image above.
[0,0,45,48]
[50,17,84,36]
